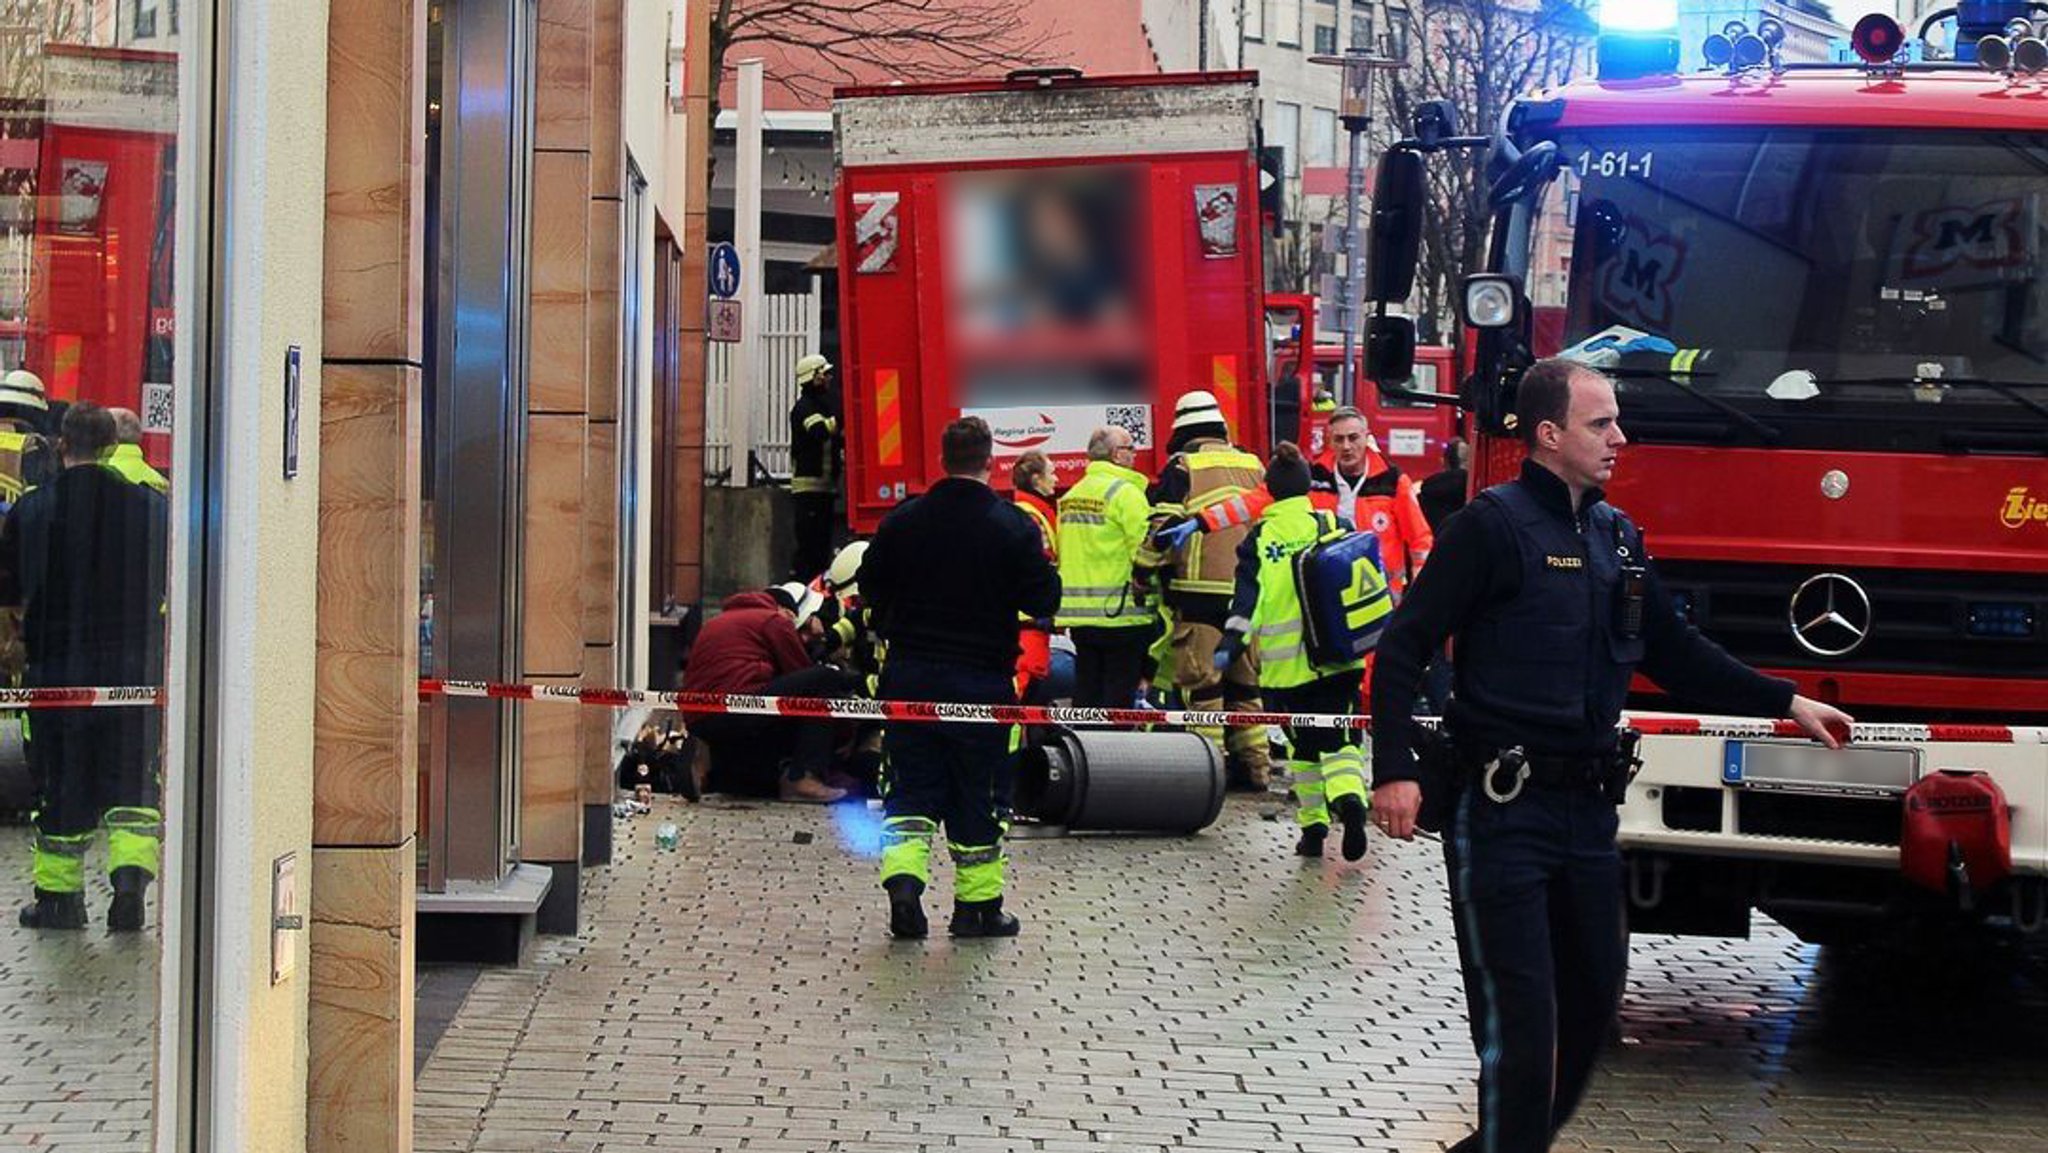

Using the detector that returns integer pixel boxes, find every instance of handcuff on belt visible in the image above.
[1482,748,1533,804]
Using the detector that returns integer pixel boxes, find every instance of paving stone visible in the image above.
[394,796,2048,1153]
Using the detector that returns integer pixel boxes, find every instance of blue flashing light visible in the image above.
[1598,0,1679,35]
[1966,602,2037,639]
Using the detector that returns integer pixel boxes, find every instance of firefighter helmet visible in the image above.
[825,540,868,599]
[772,581,825,627]
[795,354,834,387]
[1171,389,1226,432]
[0,373,45,414]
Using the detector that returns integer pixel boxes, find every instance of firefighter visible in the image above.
[787,353,841,581]
[1368,360,1852,1153]
[0,374,54,513]
[103,408,169,493]
[1143,390,1271,789]
[860,417,1059,939]
[1055,425,1156,708]
[1217,442,1372,861]
[1168,407,1434,600]
[2,403,167,931]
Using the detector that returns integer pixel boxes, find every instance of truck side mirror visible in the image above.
[1365,148,1423,305]
[1364,314,1416,386]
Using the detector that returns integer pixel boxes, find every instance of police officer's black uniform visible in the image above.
[1370,459,1793,1153]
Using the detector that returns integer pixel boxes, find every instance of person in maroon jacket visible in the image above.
[681,587,860,803]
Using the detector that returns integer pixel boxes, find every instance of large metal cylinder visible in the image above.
[1015,727,1226,834]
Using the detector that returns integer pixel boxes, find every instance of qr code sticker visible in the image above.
[1104,405,1150,448]
[141,383,173,434]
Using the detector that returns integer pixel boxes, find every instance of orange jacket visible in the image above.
[1197,447,1433,594]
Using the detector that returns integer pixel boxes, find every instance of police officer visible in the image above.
[860,417,1059,939]
[787,353,841,580]
[1055,425,1156,708]
[1368,359,1851,1153]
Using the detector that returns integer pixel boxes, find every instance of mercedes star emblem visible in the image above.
[1788,572,1873,658]
[1820,469,1849,500]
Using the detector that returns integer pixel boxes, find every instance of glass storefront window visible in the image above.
[0,5,187,1148]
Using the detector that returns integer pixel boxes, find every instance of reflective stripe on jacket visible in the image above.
[1055,460,1154,630]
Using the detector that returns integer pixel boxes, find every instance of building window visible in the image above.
[1275,0,1302,47]
[1246,0,1264,42]
[1308,107,1337,168]
[1350,11,1374,51]
[1385,5,1411,59]
[1274,101,1301,176]
[1314,23,1338,54]
[134,0,160,38]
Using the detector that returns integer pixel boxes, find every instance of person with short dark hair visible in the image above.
[2,401,167,932]
[681,581,858,804]
[1218,441,1378,860]
[1368,359,1852,1153]
[860,416,1059,939]
[1419,436,1470,532]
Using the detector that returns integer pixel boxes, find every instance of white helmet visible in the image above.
[795,353,834,387]
[1171,388,1226,433]
[773,581,825,627]
[0,368,46,414]
[825,540,868,599]
[2,369,45,397]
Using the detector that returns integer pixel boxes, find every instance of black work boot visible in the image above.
[1336,795,1370,862]
[949,897,1020,938]
[1294,822,1328,858]
[883,875,927,940]
[18,889,86,930]
[107,867,151,933]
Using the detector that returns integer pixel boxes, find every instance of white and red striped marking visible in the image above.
[0,680,2035,746]
[414,679,2045,745]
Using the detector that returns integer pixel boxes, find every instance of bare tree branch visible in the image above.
[711,0,1060,126]
[1385,0,1592,343]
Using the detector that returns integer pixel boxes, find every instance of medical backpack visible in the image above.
[1293,514,1394,669]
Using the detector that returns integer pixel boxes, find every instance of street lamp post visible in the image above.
[1310,49,1402,407]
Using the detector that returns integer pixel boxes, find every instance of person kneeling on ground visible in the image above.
[680,582,861,803]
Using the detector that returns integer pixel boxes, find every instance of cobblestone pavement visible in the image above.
[415,796,2048,1153]
[0,825,157,1153]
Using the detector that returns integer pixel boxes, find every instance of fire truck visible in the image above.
[1364,5,2048,944]
[833,70,1313,529]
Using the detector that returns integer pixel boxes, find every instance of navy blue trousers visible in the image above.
[880,657,1015,854]
[1443,782,1628,1153]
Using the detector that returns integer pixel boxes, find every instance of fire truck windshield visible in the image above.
[1525,127,2048,452]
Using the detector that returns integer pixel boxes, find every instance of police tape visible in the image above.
[413,679,2048,746]
[0,686,162,708]
[0,680,2038,747]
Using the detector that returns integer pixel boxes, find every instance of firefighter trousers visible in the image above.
[1168,618,1269,785]
[877,656,1013,902]
[789,490,835,582]
[27,709,161,895]
[1442,780,1627,1153]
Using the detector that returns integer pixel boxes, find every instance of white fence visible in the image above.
[705,289,823,483]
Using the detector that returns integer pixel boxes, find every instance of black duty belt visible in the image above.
[1458,732,1644,805]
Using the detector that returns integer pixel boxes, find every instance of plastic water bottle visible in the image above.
[655,822,679,852]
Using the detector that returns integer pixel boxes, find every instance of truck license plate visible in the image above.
[1722,740,1919,797]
